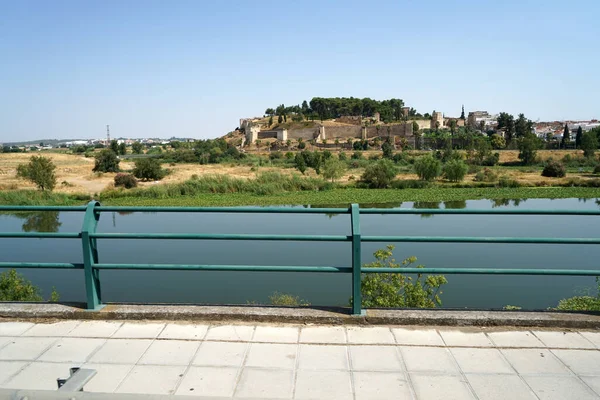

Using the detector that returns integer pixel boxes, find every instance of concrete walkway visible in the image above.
[0,320,599,399]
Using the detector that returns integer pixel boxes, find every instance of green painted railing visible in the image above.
[1,201,600,315]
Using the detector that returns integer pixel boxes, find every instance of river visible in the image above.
[1,197,599,310]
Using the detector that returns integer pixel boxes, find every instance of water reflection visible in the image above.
[4,211,62,233]
[490,198,527,208]
[413,201,440,218]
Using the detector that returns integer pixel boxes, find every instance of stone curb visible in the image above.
[1,303,599,329]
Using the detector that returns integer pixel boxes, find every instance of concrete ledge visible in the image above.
[1,302,600,328]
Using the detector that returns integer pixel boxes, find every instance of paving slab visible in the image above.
[401,346,460,373]
[533,330,596,349]
[523,375,599,400]
[0,361,27,386]
[298,344,348,371]
[581,331,600,348]
[176,366,238,397]
[253,326,299,343]
[346,326,395,344]
[450,348,515,374]
[295,369,353,400]
[0,337,57,360]
[88,339,153,364]
[192,341,248,367]
[115,365,186,395]
[67,321,123,338]
[21,321,80,337]
[551,349,600,375]
[37,337,106,363]
[501,348,571,375]
[466,374,537,400]
[244,343,296,369]
[112,322,165,339]
[138,340,200,366]
[487,331,545,347]
[349,345,402,371]
[439,330,494,347]
[581,376,600,397]
[235,368,293,399]
[300,326,346,344]
[159,323,209,340]
[205,325,254,342]
[2,362,74,390]
[0,322,34,336]
[82,363,134,393]
[410,373,475,400]
[353,371,412,400]
[392,328,444,346]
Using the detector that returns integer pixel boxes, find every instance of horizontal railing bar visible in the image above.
[362,236,600,244]
[363,267,600,276]
[96,206,349,214]
[93,263,351,272]
[90,233,349,241]
[0,232,81,239]
[0,262,84,269]
[0,206,87,212]
[360,208,600,215]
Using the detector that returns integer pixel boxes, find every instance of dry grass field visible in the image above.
[0,149,594,195]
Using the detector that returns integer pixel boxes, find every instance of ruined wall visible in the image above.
[322,125,363,139]
[366,123,413,138]
[335,116,362,125]
[287,127,320,140]
[257,131,277,139]
[411,120,431,131]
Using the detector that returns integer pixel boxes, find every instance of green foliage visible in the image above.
[562,123,570,147]
[576,126,583,148]
[268,292,310,306]
[503,305,522,310]
[109,140,119,154]
[414,155,442,181]
[474,168,498,182]
[381,140,394,159]
[351,151,363,160]
[443,159,468,182]
[517,134,541,165]
[360,159,397,188]
[133,158,166,181]
[93,149,120,173]
[0,269,43,301]
[594,165,600,175]
[581,131,598,158]
[16,155,57,191]
[322,158,347,183]
[541,159,566,178]
[555,278,600,311]
[118,142,127,155]
[114,173,138,188]
[360,245,447,308]
[338,152,347,161]
[498,175,521,188]
[294,153,307,174]
[50,287,60,302]
[132,142,143,154]
[490,134,506,149]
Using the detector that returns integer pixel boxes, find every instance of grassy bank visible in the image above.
[3,187,599,207]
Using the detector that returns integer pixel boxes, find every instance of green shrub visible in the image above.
[474,168,498,182]
[16,155,57,191]
[338,152,347,161]
[269,291,310,306]
[392,152,409,165]
[269,151,283,160]
[360,159,397,188]
[390,179,430,189]
[443,159,468,182]
[322,158,346,183]
[555,277,600,311]
[359,245,447,308]
[413,155,442,181]
[498,175,521,188]
[541,159,566,178]
[594,165,600,175]
[0,269,49,301]
[114,173,138,189]
[351,151,363,160]
[93,149,120,173]
[133,158,166,181]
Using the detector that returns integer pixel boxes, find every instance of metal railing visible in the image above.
[1,201,600,315]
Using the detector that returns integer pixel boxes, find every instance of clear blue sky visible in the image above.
[1,0,599,142]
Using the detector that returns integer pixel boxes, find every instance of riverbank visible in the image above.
[2,187,600,207]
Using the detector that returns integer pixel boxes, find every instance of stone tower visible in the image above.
[431,111,443,130]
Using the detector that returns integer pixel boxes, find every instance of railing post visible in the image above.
[350,204,364,315]
[81,201,103,310]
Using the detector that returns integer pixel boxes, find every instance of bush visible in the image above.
[269,151,283,160]
[322,158,346,183]
[390,179,430,189]
[582,131,598,158]
[541,159,566,178]
[338,152,347,161]
[268,292,310,306]
[114,173,138,189]
[474,168,498,182]
[392,152,409,165]
[594,165,600,175]
[0,269,43,301]
[16,155,57,191]
[555,277,600,311]
[358,245,447,308]
[498,175,521,188]
[133,158,166,181]
[360,159,397,188]
[443,159,468,182]
[413,155,442,181]
[297,141,306,149]
[351,151,363,160]
[93,149,120,173]
[517,134,541,165]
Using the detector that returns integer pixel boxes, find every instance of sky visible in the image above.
[1,0,599,142]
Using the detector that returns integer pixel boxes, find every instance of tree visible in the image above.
[133,158,166,181]
[443,159,468,182]
[265,108,275,116]
[322,158,346,183]
[515,113,533,138]
[576,126,583,148]
[118,142,127,155]
[278,115,283,124]
[268,116,273,127]
[412,121,419,134]
[294,153,306,174]
[360,159,397,188]
[460,105,465,120]
[359,246,447,308]
[93,149,120,172]
[381,140,394,159]
[497,112,515,144]
[16,155,57,191]
[413,155,442,181]
[581,131,598,158]
[517,134,541,165]
[562,124,570,148]
[448,119,457,135]
[490,134,506,149]
[132,141,143,154]
[110,140,119,154]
